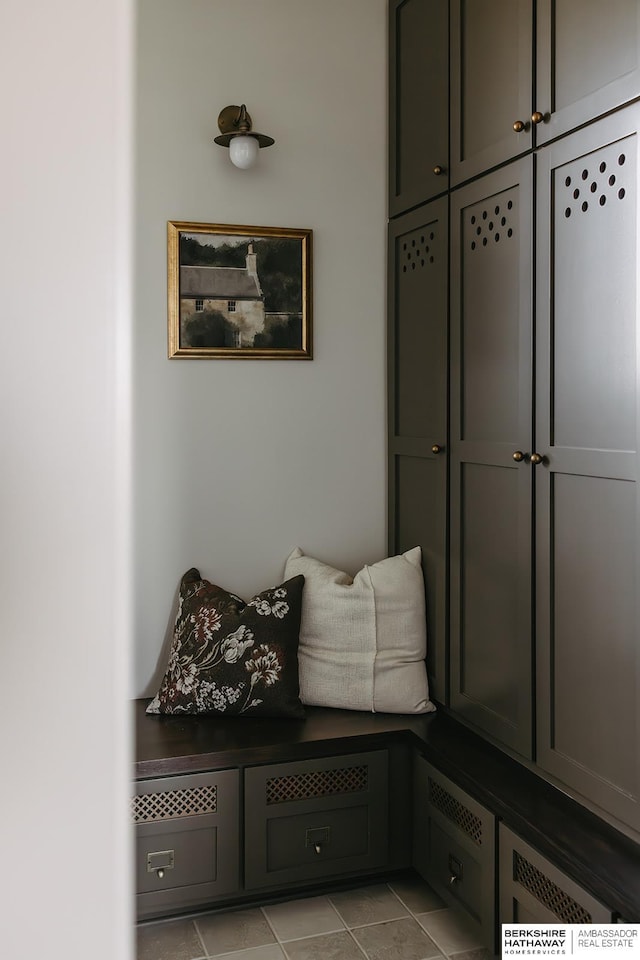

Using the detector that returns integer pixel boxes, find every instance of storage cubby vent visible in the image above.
[428,778,483,845]
[401,228,437,273]
[561,145,630,219]
[132,784,218,823]
[266,765,368,805]
[514,852,593,923]
[468,195,515,251]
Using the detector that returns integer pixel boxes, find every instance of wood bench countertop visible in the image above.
[134,698,640,920]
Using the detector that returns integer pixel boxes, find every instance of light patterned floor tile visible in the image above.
[417,908,484,955]
[329,884,409,927]
[282,929,366,960]
[137,918,205,960]
[352,917,444,960]
[196,907,276,956]
[262,895,344,941]
[216,945,287,960]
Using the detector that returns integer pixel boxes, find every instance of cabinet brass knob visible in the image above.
[433,165,444,176]
[157,869,165,879]
[530,453,544,465]
[432,444,444,455]
[513,120,526,133]
[531,111,544,125]
[512,450,525,462]
[449,874,459,885]
[314,843,322,854]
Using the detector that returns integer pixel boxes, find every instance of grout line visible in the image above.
[346,883,447,960]
[260,903,287,955]
[327,882,409,930]
[191,917,210,959]
[279,940,293,960]
[385,886,453,958]
[343,925,371,960]
[258,895,366,959]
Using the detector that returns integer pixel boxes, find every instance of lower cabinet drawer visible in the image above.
[133,768,239,919]
[266,804,371,872]
[499,825,613,924]
[245,750,389,889]
[137,820,217,894]
[413,756,496,952]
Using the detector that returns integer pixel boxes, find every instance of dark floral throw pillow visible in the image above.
[146,569,305,718]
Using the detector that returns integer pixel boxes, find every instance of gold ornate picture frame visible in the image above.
[167,221,313,359]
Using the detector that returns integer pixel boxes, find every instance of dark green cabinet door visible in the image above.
[536,0,640,147]
[449,158,533,756]
[535,104,640,833]
[450,0,532,187]
[388,197,448,702]
[389,0,449,216]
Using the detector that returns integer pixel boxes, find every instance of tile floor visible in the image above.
[137,874,494,960]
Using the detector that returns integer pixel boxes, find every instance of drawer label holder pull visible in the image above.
[448,853,463,885]
[147,849,175,880]
[306,826,331,854]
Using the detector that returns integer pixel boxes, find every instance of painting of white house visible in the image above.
[168,222,312,359]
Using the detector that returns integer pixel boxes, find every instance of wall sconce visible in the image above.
[214,104,274,169]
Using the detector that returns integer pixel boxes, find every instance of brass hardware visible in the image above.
[531,111,544,125]
[432,444,444,455]
[512,451,525,462]
[513,120,526,133]
[433,165,444,176]
[214,104,275,149]
[530,453,544,465]
[306,826,330,853]
[147,850,174,877]
[448,854,464,885]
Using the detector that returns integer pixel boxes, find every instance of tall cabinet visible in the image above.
[535,105,640,832]
[388,0,640,838]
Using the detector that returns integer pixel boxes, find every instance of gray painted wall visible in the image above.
[134,0,388,695]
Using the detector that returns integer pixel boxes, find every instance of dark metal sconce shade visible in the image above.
[214,104,275,149]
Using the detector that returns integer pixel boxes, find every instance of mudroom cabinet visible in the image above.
[133,769,240,920]
[244,751,389,890]
[449,156,534,758]
[534,105,640,834]
[391,0,640,202]
[388,0,640,837]
[388,0,449,216]
[499,826,614,925]
[450,0,640,185]
[413,756,496,950]
[388,196,448,703]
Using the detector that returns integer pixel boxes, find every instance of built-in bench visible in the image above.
[134,699,640,943]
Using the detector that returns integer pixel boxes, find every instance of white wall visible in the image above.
[134,0,388,694]
[1,1,133,958]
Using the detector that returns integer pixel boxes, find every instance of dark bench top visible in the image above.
[134,698,640,920]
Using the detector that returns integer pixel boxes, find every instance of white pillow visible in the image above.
[284,546,436,714]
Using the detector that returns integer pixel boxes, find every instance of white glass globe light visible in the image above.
[229,135,259,169]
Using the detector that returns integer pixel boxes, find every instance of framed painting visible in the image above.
[167,221,313,359]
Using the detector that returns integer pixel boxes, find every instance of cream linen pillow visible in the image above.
[284,547,435,714]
